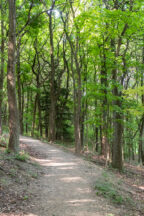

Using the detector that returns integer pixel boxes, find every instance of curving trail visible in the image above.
[20,136,127,216]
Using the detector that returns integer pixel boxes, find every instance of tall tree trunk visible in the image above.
[0,0,4,135]
[3,104,8,127]
[21,83,24,133]
[110,2,129,170]
[81,102,85,149]
[61,4,82,153]
[71,51,82,154]
[7,0,19,153]
[95,127,99,152]
[100,44,110,164]
[139,116,144,165]
[38,93,42,137]
[94,68,99,152]
[31,95,37,137]
[26,90,29,134]
[100,47,108,157]
[111,39,123,170]
[16,39,23,134]
[139,43,144,165]
[48,11,56,142]
[112,67,123,170]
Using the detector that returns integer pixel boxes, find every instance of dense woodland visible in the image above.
[0,0,144,171]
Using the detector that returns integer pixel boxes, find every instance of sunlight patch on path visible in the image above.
[35,159,77,167]
[60,176,85,183]
[66,199,96,204]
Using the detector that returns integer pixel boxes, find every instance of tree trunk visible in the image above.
[16,39,23,134]
[38,93,42,137]
[7,0,19,153]
[95,127,99,152]
[111,35,124,171]
[48,11,56,142]
[140,49,144,164]
[31,95,37,137]
[112,69,123,170]
[139,37,144,165]
[71,52,82,154]
[100,46,108,157]
[0,0,4,135]
[26,90,29,134]
[139,116,144,165]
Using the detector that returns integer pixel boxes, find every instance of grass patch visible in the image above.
[54,140,75,148]
[95,180,124,204]
[95,171,133,205]
[15,151,29,162]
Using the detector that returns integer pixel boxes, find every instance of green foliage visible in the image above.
[15,151,29,162]
[0,134,8,148]
[23,195,29,200]
[95,181,124,204]
[1,0,144,166]
[95,171,133,205]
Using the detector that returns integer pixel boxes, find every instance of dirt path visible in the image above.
[20,136,129,216]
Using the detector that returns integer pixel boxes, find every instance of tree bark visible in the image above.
[0,0,4,135]
[139,116,144,165]
[32,95,37,137]
[26,90,29,134]
[139,44,144,164]
[16,39,23,134]
[7,0,19,153]
[48,10,56,142]
[111,39,123,170]
[100,45,108,157]
[71,51,82,154]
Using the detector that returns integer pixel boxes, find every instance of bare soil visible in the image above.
[0,136,144,216]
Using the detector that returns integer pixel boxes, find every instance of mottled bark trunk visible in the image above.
[95,127,99,152]
[16,39,23,134]
[21,83,24,133]
[139,116,144,165]
[7,0,19,153]
[100,50,107,156]
[31,95,37,137]
[111,36,124,170]
[140,40,144,165]
[3,104,8,127]
[37,93,42,137]
[0,0,4,135]
[112,68,123,170]
[45,110,49,138]
[139,38,144,164]
[81,114,84,148]
[74,106,81,154]
[71,52,82,154]
[77,94,82,150]
[48,12,56,142]
[100,47,110,163]
[112,109,123,170]
[61,4,82,153]
[26,90,29,134]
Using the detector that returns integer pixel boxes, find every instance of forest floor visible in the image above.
[0,136,144,216]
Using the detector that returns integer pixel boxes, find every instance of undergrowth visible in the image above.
[15,151,29,161]
[95,171,133,206]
